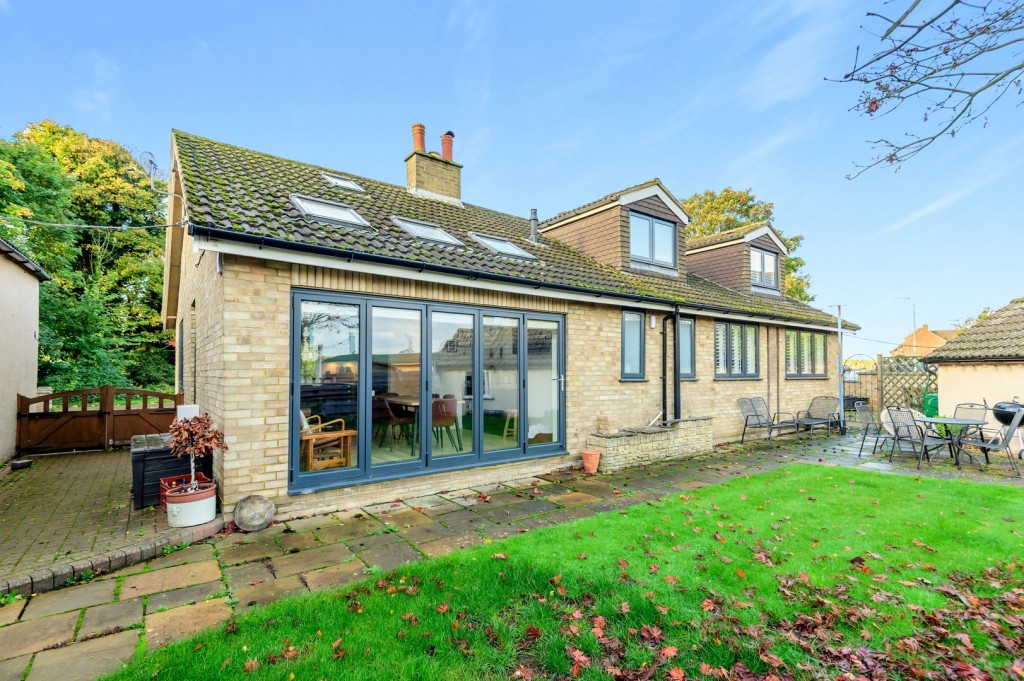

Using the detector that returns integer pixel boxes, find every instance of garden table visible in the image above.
[914,416,988,469]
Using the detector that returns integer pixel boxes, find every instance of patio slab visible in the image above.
[0,610,78,660]
[78,598,143,638]
[0,655,30,681]
[27,629,138,681]
[120,560,222,599]
[144,598,232,648]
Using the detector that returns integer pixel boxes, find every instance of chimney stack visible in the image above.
[405,123,462,205]
[529,208,539,243]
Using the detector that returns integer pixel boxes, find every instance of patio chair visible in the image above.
[855,401,893,456]
[953,403,988,441]
[737,397,796,443]
[794,396,840,438]
[958,406,1023,477]
[373,396,415,453]
[298,412,355,471]
[886,406,953,469]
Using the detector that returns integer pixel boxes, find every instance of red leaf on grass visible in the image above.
[667,667,686,680]
[660,646,678,659]
[912,538,937,552]
[436,603,450,614]
[243,659,260,673]
[492,553,507,560]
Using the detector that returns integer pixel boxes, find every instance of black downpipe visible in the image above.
[661,313,669,425]
[673,304,681,421]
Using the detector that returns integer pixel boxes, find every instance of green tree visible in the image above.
[1,122,173,390]
[681,188,813,302]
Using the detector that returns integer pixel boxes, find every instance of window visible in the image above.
[621,310,645,379]
[714,321,758,378]
[291,194,370,228]
[392,217,463,246]
[321,173,365,192]
[750,248,778,289]
[677,316,695,379]
[629,212,676,268]
[785,329,827,377]
[470,233,536,259]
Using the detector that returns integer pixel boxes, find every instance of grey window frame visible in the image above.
[621,309,646,380]
[391,216,464,246]
[321,173,365,193]
[469,233,536,260]
[785,329,827,378]
[629,211,676,268]
[290,193,371,229]
[714,321,759,378]
[750,247,779,289]
[677,315,696,379]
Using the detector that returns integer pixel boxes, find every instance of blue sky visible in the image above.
[1,1,1017,361]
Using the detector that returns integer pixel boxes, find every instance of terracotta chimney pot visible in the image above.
[412,123,426,153]
[440,131,454,161]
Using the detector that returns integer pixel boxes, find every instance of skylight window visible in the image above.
[290,194,370,228]
[321,173,365,192]
[391,217,463,246]
[470,233,536,259]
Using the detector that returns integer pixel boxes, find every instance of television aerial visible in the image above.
[135,151,158,189]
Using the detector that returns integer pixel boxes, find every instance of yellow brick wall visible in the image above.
[405,152,461,200]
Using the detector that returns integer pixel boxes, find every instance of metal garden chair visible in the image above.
[855,401,893,456]
[958,406,1023,477]
[794,396,840,438]
[953,402,989,442]
[737,397,796,443]
[886,406,954,469]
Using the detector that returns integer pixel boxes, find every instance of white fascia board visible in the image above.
[618,184,690,224]
[743,225,788,254]
[191,236,837,332]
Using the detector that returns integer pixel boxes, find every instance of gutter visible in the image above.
[188,223,844,329]
[927,356,1024,364]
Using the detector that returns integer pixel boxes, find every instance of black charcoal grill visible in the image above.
[992,401,1024,427]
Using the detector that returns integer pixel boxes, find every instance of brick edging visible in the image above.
[0,515,225,597]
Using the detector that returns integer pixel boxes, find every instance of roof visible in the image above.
[539,179,682,227]
[932,329,960,341]
[0,236,50,282]
[926,298,1024,362]
[686,222,769,249]
[172,131,851,329]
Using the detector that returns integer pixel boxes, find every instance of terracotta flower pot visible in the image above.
[581,449,601,474]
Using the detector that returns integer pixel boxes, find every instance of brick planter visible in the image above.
[584,418,713,472]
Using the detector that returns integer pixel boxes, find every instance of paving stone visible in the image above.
[303,561,368,591]
[542,507,596,524]
[146,581,223,613]
[479,524,526,539]
[270,543,354,577]
[145,543,214,571]
[346,531,404,553]
[418,533,484,558]
[0,655,30,681]
[145,598,232,648]
[513,499,560,514]
[120,560,222,599]
[218,537,282,565]
[397,522,455,544]
[28,629,138,681]
[500,477,547,489]
[78,598,143,638]
[21,579,116,620]
[477,504,535,523]
[224,561,274,591]
[278,531,320,552]
[232,575,306,613]
[380,507,434,528]
[0,600,25,627]
[565,480,619,498]
[316,518,385,544]
[439,488,481,506]
[518,516,556,529]
[547,491,601,507]
[0,610,78,660]
[672,480,709,491]
[472,492,523,509]
[359,542,424,571]
[404,494,463,516]
[286,514,353,533]
[436,509,494,533]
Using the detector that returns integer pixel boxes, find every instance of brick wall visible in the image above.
[585,419,713,472]
[405,151,461,201]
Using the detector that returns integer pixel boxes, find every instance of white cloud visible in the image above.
[71,51,119,120]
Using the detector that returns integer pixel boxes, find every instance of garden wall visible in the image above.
[585,417,713,472]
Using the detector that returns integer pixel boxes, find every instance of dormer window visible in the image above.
[321,173,365,192]
[750,248,778,289]
[290,194,370,228]
[629,212,675,269]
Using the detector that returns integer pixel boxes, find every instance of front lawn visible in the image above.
[107,465,1024,680]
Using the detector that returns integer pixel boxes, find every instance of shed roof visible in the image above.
[0,236,50,282]
[926,298,1024,362]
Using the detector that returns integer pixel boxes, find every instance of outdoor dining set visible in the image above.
[737,395,1023,477]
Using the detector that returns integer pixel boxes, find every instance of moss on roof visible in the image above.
[686,222,772,250]
[173,131,848,328]
[927,298,1024,362]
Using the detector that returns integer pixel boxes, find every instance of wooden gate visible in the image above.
[16,386,183,454]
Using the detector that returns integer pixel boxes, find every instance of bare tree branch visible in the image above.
[835,0,1024,177]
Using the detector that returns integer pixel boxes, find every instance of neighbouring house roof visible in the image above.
[926,298,1024,362]
[0,236,50,282]
[172,131,853,329]
[932,329,960,341]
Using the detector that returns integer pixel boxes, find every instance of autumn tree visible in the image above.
[681,188,812,302]
[841,0,1024,174]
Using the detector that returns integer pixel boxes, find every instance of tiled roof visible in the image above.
[0,236,50,282]
[686,222,770,250]
[173,131,851,329]
[926,298,1024,362]
[539,179,666,227]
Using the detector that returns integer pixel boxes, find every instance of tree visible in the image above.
[0,122,173,390]
[841,0,1024,175]
[681,188,813,302]
[954,306,991,329]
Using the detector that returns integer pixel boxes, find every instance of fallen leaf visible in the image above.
[243,659,260,673]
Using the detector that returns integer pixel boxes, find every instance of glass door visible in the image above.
[428,311,475,462]
[369,306,424,470]
[526,318,563,449]
[482,315,521,454]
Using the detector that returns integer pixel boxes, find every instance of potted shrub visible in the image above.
[164,413,226,527]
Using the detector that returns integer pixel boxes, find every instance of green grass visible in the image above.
[104,465,1024,680]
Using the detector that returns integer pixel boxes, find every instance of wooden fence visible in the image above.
[16,386,183,454]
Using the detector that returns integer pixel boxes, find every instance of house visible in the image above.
[161,125,852,519]
[891,324,960,357]
[0,236,49,464]
[926,297,1024,420]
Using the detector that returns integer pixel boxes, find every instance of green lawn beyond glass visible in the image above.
[106,465,1024,680]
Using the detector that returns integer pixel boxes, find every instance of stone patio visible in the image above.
[0,429,1021,680]
[0,450,223,596]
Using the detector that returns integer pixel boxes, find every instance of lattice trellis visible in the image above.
[880,356,936,409]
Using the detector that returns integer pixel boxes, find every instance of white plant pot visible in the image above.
[166,483,217,527]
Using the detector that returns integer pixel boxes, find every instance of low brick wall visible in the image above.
[585,417,713,472]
